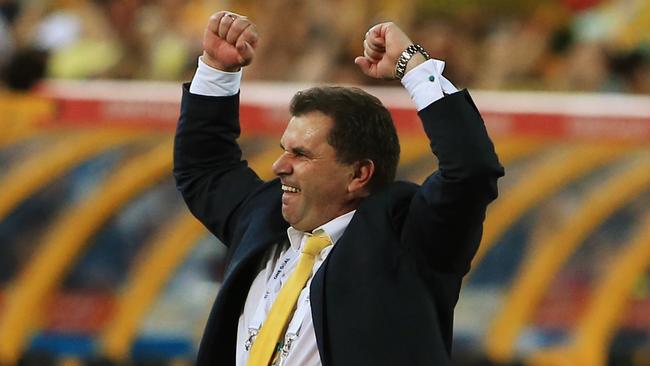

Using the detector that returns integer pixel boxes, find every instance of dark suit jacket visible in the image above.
[173,84,504,366]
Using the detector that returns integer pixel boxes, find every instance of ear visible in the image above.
[347,159,375,196]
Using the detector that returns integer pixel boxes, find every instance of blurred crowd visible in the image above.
[0,0,648,93]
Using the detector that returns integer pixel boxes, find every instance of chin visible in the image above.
[281,211,300,229]
[288,220,305,231]
[287,220,313,232]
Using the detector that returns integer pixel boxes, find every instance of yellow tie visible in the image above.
[246,232,332,366]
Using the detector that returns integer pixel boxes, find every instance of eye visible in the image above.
[279,144,310,159]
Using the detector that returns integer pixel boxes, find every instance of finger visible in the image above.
[218,13,237,38]
[207,12,227,35]
[367,25,386,49]
[354,56,370,73]
[241,23,260,48]
[364,39,384,58]
[236,40,255,66]
[363,40,384,61]
[354,56,375,77]
[366,36,385,53]
[369,23,385,39]
[226,17,251,44]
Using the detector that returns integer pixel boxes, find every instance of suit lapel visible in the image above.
[309,215,357,366]
[224,191,288,279]
[310,255,328,365]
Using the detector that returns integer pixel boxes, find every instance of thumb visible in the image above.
[354,56,372,76]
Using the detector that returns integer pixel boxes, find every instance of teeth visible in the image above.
[282,184,300,193]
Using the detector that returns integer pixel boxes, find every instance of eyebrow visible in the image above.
[280,143,312,157]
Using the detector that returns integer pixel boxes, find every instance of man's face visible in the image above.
[272,111,357,232]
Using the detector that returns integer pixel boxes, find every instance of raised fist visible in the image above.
[354,22,425,80]
[202,11,259,72]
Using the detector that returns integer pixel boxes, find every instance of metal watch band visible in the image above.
[395,44,431,80]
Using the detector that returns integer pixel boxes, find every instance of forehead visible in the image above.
[281,111,333,147]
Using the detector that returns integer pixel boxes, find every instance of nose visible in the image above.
[272,152,292,176]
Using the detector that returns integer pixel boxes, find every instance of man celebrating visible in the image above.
[174,10,503,366]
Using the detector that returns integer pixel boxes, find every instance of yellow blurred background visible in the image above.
[0,0,648,365]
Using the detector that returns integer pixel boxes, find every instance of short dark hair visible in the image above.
[289,86,400,192]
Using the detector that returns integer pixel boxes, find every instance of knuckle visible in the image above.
[246,28,259,40]
[236,20,249,31]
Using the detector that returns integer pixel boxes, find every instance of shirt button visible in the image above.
[428,75,436,82]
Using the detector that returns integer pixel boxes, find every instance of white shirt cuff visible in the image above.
[400,59,458,111]
[189,57,242,96]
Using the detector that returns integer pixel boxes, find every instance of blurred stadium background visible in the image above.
[0,0,649,365]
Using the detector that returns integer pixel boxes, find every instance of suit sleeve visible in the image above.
[402,89,504,275]
[173,83,264,245]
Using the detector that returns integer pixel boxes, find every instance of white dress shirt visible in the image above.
[189,55,457,365]
[236,211,355,366]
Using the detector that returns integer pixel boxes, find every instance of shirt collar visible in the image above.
[287,210,356,252]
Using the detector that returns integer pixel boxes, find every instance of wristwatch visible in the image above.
[395,44,430,79]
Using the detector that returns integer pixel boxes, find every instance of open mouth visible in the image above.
[281,184,301,193]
